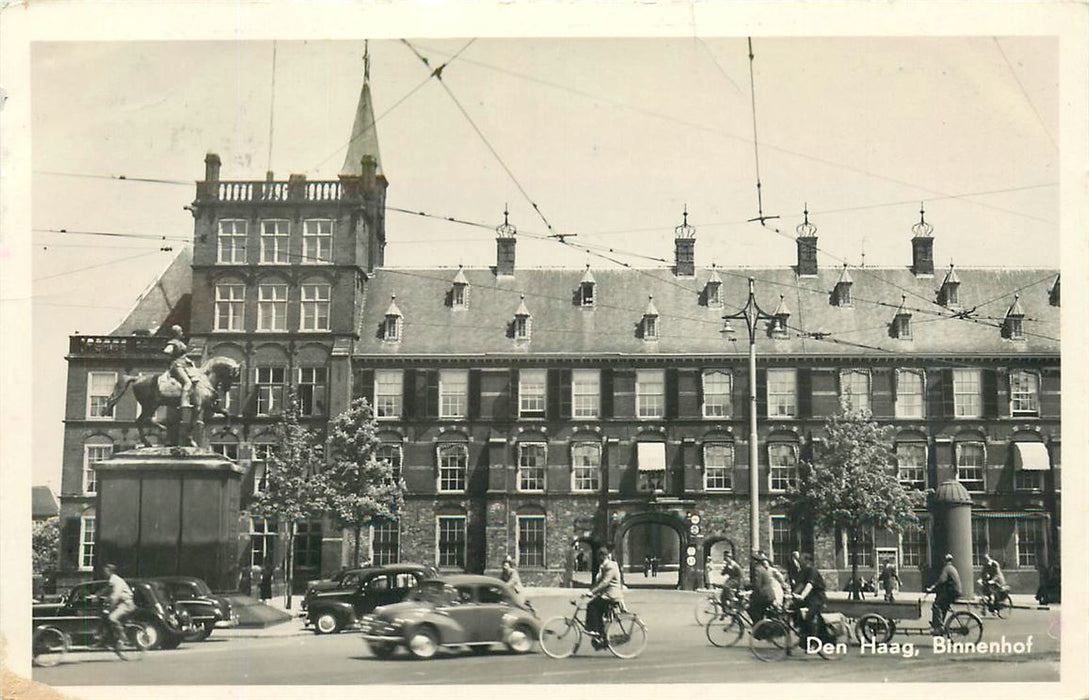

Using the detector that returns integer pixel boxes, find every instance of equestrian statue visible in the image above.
[105,325,242,448]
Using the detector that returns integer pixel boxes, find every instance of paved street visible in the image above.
[33,589,1060,686]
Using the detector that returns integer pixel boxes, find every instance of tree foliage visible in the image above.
[33,519,60,574]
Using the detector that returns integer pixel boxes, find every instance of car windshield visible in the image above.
[407,581,459,605]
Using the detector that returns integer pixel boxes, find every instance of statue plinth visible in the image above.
[93,447,245,591]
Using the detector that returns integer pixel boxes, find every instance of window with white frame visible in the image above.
[260,220,290,264]
[1010,370,1040,416]
[1016,519,1044,568]
[643,316,658,340]
[374,370,403,419]
[895,370,925,419]
[571,369,600,418]
[256,366,286,415]
[703,443,733,490]
[248,517,277,568]
[571,443,601,492]
[83,444,112,494]
[371,520,399,565]
[437,516,466,569]
[768,443,798,491]
[217,219,247,264]
[79,515,96,571]
[257,283,288,331]
[702,370,732,418]
[210,441,239,461]
[302,219,333,263]
[901,525,926,568]
[1015,468,1043,492]
[87,371,117,419]
[214,284,245,331]
[514,315,530,340]
[971,519,988,567]
[518,443,546,491]
[955,441,986,493]
[439,370,469,419]
[519,369,546,418]
[769,516,794,568]
[767,369,797,418]
[384,315,400,341]
[896,442,927,489]
[517,516,546,568]
[437,444,467,492]
[706,281,722,307]
[953,369,982,418]
[376,444,402,483]
[452,284,467,307]
[251,444,275,494]
[300,283,331,331]
[636,369,665,419]
[297,366,327,416]
[840,370,871,413]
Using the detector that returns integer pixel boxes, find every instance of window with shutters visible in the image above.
[214,283,245,331]
[83,444,112,494]
[895,442,927,489]
[371,520,399,565]
[519,369,546,418]
[374,370,403,419]
[517,516,546,568]
[702,370,732,418]
[257,283,288,331]
[767,369,797,418]
[302,219,333,263]
[1015,519,1044,568]
[901,524,926,567]
[952,369,982,418]
[636,369,665,419]
[256,366,286,415]
[518,443,546,492]
[768,443,798,491]
[437,516,466,569]
[439,370,468,419]
[571,443,601,492]
[297,367,327,416]
[260,220,290,264]
[895,370,925,418]
[572,369,600,418]
[1010,370,1039,416]
[79,515,96,571]
[376,444,402,483]
[703,443,733,490]
[217,219,247,263]
[971,519,988,567]
[437,444,467,492]
[87,371,118,419]
[955,442,986,493]
[839,370,871,413]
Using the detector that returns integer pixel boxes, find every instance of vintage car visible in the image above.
[358,574,540,659]
[142,576,238,641]
[304,563,436,634]
[32,579,192,651]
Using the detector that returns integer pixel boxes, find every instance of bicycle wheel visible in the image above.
[605,612,647,659]
[539,616,582,659]
[116,623,150,661]
[993,591,1011,619]
[706,612,746,647]
[855,613,892,644]
[694,597,721,626]
[33,626,68,667]
[817,618,850,661]
[945,611,983,645]
[750,619,790,662]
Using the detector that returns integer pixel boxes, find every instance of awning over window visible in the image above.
[1013,442,1051,471]
[637,442,666,472]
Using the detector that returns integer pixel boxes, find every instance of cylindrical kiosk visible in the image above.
[931,480,974,598]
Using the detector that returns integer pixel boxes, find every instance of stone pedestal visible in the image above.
[94,447,244,592]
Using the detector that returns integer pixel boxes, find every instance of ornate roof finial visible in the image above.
[496,204,517,238]
[796,202,817,238]
[674,205,696,239]
[912,202,934,237]
[364,40,371,82]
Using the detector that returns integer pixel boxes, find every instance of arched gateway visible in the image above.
[613,511,691,590]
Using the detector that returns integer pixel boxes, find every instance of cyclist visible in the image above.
[583,545,623,650]
[978,553,1008,608]
[791,552,827,646]
[719,553,743,611]
[926,553,963,633]
[749,553,778,622]
[95,563,135,648]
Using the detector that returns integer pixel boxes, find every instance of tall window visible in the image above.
[439,370,469,419]
[519,369,546,418]
[702,370,732,418]
[256,366,286,415]
[371,521,399,565]
[767,369,797,418]
[452,284,467,307]
[580,282,595,307]
[514,315,530,340]
[953,369,982,418]
[251,444,275,494]
[87,371,117,419]
[249,517,277,568]
[901,525,926,567]
[643,316,658,340]
[703,443,733,491]
[769,516,794,568]
[300,283,331,331]
[840,370,871,413]
[517,516,546,568]
[374,370,403,419]
[895,370,925,418]
[571,369,600,418]
[257,283,288,331]
[848,527,875,569]
[293,520,323,576]
[768,443,798,491]
[437,444,467,492]
[1016,519,1044,568]
[636,369,665,419]
[1010,371,1040,416]
[214,284,245,331]
[260,220,290,264]
[518,443,546,492]
[79,515,96,571]
[376,444,402,483]
[437,516,466,569]
[896,442,927,489]
[571,443,601,492]
[83,444,112,494]
[971,519,989,567]
[297,367,327,416]
[217,220,247,264]
[955,442,986,493]
[302,219,333,263]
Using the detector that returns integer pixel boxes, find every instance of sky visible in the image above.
[29,36,1060,491]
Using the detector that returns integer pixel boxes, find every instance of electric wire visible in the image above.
[993,37,1058,152]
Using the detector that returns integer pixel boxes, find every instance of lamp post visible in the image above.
[723,277,776,569]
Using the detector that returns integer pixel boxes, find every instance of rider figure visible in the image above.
[979,553,1007,602]
[926,552,963,633]
[792,552,827,647]
[96,563,135,647]
[164,325,195,408]
[584,545,623,650]
[720,553,743,610]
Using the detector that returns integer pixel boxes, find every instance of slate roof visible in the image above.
[32,486,59,519]
[111,247,193,336]
[354,266,1059,358]
[340,80,383,178]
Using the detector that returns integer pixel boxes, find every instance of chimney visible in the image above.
[204,152,221,183]
[911,204,934,276]
[673,208,696,277]
[495,207,517,277]
[796,206,818,277]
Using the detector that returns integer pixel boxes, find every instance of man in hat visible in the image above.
[583,545,624,649]
[878,559,901,602]
[163,324,196,408]
[926,553,963,632]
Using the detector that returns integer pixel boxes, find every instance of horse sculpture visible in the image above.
[105,356,243,447]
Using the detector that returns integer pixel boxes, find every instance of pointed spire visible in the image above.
[644,295,659,317]
[894,294,909,316]
[912,202,933,238]
[1005,294,1025,318]
[515,294,531,318]
[707,264,722,285]
[773,294,791,317]
[340,45,383,177]
[580,264,596,285]
[942,263,961,285]
[452,265,469,286]
[385,294,402,317]
[836,262,853,285]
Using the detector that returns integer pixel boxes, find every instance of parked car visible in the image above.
[140,576,238,641]
[358,574,540,659]
[32,579,192,651]
[304,563,437,634]
[301,568,374,607]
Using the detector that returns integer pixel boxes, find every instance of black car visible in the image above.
[142,576,238,641]
[32,580,192,650]
[304,563,437,634]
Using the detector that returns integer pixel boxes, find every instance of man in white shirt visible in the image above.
[97,563,136,645]
[584,546,623,648]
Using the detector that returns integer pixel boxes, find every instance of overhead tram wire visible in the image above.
[745,38,778,227]
[35,171,192,186]
[32,250,167,283]
[993,38,1058,153]
[266,41,278,176]
[34,228,190,243]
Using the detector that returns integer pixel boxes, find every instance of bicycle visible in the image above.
[704,591,755,647]
[975,582,1012,618]
[539,597,648,659]
[749,599,850,662]
[33,608,150,666]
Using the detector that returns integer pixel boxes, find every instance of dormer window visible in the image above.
[893,296,912,339]
[1049,275,1060,307]
[451,266,469,308]
[514,295,532,341]
[1004,294,1025,341]
[642,296,659,341]
[579,265,596,307]
[384,295,402,342]
[938,264,961,307]
[705,266,723,308]
[771,295,790,338]
[834,264,853,307]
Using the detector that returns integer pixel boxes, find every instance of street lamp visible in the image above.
[723,277,776,569]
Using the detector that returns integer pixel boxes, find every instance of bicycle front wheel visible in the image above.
[750,619,790,662]
[33,626,68,667]
[694,597,720,626]
[116,623,150,661]
[539,616,582,659]
[945,611,983,645]
[706,612,746,647]
[606,612,647,659]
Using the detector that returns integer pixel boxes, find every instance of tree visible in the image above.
[248,387,328,610]
[323,397,405,567]
[783,403,928,600]
[33,519,60,575]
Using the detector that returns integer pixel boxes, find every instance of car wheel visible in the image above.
[142,620,165,650]
[160,631,182,650]
[367,641,396,659]
[506,623,535,654]
[314,612,341,635]
[407,626,439,659]
[183,622,213,642]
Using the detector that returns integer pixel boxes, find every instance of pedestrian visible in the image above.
[259,563,273,602]
[878,559,901,602]
[584,545,624,650]
[651,556,659,578]
[643,555,651,578]
[926,553,963,633]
